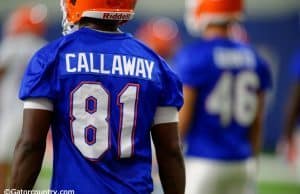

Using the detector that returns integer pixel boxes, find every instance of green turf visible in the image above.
[34,167,52,189]
[259,182,300,194]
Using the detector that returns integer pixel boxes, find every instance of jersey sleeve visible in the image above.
[256,56,272,91]
[153,107,179,125]
[173,48,208,87]
[158,59,183,110]
[19,51,57,101]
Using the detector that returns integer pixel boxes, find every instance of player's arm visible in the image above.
[0,64,8,83]
[0,67,5,79]
[179,85,198,138]
[283,82,300,161]
[10,100,53,189]
[250,91,265,156]
[0,65,8,191]
[151,108,185,194]
[284,83,300,142]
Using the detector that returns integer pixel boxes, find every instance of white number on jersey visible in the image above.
[70,82,139,160]
[206,71,259,126]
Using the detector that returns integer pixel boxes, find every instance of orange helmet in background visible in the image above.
[135,17,181,59]
[4,4,47,37]
[60,0,137,35]
[185,0,244,36]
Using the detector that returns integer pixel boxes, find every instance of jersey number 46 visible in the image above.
[206,71,259,127]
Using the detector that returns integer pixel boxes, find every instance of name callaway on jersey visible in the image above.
[65,52,154,80]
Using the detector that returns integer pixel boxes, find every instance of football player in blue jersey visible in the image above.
[9,0,185,193]
[174,0,272,193]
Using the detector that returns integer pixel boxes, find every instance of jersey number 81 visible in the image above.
[70,82,139,160]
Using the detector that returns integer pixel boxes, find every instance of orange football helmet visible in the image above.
[135,17,181,59]
[4,4,47,37]
[61,0,137,35]
[185,0,243,35]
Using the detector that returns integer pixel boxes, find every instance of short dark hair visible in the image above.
[79,17,120,27]
[207,20,234,29]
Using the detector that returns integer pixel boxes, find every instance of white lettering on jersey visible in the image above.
[135,58,146,78]
[65,53,155,80]
[100,54,110,74]
[123,56,136,76]
[145,60,154,80]
[214,47,256,69]
[77,52,89,72]
[90,53,99,73]
[66,53,76,72]
[112,55,124,76]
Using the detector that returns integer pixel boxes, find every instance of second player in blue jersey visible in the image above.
[174,0,272,193]
[175,38,272,160]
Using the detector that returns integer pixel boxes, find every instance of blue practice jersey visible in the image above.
[174,38,272,161]
[19,27,183,193]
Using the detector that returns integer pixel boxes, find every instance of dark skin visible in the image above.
[283,83,300,163]
[151,123,185,194]
[179,86,197,138]
[79,18,121,32]
[249,92,266,156]
[284,83,300,141]
[0,164,9,192]
[9,19,186,193]
[10,109,52,189]
[0,67,5,78]
[0,66,7,192]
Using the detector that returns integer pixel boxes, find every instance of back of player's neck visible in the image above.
[203,27,229,40]
[80,23,119,33]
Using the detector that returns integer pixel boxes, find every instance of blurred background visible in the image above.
[0,0,300,193]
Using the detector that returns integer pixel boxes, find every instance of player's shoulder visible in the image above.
[34,36,65,56]
[130,36,166,60]
[180,38,210,53]
[228,40,268,65]
[236,41,256,53]
[174,38,211,69]
[32,31,81,65]
[23,36,69,73]
[228,39,259,56]
[129,36,175,72]
[242,44,269,68]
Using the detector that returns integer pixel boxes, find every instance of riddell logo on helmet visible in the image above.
[103,13,131,20]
